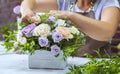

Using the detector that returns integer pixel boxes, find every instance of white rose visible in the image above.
[54,19,66,27]
[32,23,51,37]
[19,37,27,45]
[70,26,80,35]
[14,42,19,48]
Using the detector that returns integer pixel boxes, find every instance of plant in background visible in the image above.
[117,43,120,56]
[67,54,120,74]
[117,44,120,50]
[2,13,85,58]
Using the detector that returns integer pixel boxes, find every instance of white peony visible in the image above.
[70,26,80,35]
[32,23,51,36]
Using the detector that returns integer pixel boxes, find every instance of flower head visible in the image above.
[22,23,36,37]
[13,42,19,48]
[70,26,80,35]
[32,23,51,36]
[19,37,27,45]
[38,36,49,47]
[54,19,66,27]
[17,30,23,37]
[55,27,73,39]
[47,16,56,22]
[51,45,61,56]
[13,5,21,14]
[52,31,63,43]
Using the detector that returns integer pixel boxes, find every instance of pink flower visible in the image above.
[55,27,73,39]
[31,16,41,24]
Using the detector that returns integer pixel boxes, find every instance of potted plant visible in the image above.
[2,12,85,69]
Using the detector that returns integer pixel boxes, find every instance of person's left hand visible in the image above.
[49,10,71,19]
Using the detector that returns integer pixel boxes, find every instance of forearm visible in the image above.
[67,12,119,41]
[21,0,57,14]
[20,0,35,16]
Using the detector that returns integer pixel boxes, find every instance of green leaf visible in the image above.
[117,44,120,50]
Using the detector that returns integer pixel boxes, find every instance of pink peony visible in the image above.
[55,27,73,39]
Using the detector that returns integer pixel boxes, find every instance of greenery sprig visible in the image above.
[67,54,120,74]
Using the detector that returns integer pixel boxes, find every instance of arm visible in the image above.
[21,0,58,15]
[50,7,120,41]
[20,0,35,17]
[21,0,58,23]
[67,7,120,41]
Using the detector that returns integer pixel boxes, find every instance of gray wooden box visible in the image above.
[29,50,67,69]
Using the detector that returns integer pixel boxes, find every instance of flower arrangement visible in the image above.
[3,12,84,58]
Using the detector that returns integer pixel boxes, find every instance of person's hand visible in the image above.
[21,10,34,24]
[21,11,41,24]
[49,10,72,19]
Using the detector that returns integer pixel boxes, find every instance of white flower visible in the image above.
[14,42,19,48]
[32,23,51,36]
[68,34,74,39]
[54,19,67,27]
[18,37,27,45]
[17,30,23,37]
[70,26,80,35]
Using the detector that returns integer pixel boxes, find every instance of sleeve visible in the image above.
[94,0,119,20]
[103,0,120,9]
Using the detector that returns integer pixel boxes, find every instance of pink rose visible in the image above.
[55,27,73,39]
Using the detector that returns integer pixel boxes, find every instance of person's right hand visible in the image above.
[21,11,41,24]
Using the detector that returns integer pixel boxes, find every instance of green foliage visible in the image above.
[67,54,120,74]
[39,13,49,23]
[2,29,16,52]
[117,44,120,50]
[62,34,85,58]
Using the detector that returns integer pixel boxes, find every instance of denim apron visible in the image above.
[67,0,111,57]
